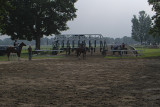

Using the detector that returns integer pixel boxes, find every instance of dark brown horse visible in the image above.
[76,46,89,59]
[6,42,26,61]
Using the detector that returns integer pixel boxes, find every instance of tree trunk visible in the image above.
[36,36,40,50]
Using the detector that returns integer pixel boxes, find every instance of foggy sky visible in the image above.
[0,0,155,40]
[62,0,155,38]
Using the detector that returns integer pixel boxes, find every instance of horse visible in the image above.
[111,45,127,56]
[111,45,121,55]
[76,46,89,59]
[6,42,26,61]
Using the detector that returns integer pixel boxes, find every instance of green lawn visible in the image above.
[1,47,160,61]
[105,47,160,59]
[0,45,66,61]
[0,53,65,61]
[136,48,160,58]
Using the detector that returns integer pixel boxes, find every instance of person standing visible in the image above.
[91,46,93,56]
[28,45,32,60]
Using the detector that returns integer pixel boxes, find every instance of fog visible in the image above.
[0,0,155,40]
[62,0,155,38]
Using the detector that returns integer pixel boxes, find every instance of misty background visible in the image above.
[0,0,154,40]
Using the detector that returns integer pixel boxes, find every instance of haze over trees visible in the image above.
[0,36,139,46]
[131,11,152,45]
[0,0,77,49]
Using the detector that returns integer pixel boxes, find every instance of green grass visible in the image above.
[136,48,160,58]
[105,47,160,59]
[1,46,160,61]
[0,53,65,61]
[0,55,8,61]
[104,56,137,59]
[0,45,65,61]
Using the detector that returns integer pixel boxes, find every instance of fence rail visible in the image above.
[107,50,143,56]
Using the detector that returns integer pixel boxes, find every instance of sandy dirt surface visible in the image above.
[0,55,160,107]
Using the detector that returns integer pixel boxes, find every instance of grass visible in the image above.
[104,56,137,59]
[0,45,66,61]
[136,48,160,58]
[105,47,160,59]
[0,53,65,61]
[1,46,160,61]
[0,55,8,61]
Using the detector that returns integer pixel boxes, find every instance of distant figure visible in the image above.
[113,43,118,50]
[91,46,93,56]
[111,45,113,50]
[122,43,125,49]
[28,45,32,60]
[68,46,71,55]
[14,40,18,47]
[14,40,19,51]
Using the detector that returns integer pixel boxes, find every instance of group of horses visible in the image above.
[5,42,128,61]
[111,44,128,55]
[5,42,88,60]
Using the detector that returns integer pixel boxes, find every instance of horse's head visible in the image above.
[19,42,26,47]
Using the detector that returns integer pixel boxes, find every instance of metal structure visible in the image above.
[52,34,107,53]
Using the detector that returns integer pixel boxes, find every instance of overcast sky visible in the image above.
[62,0,155,38]
[0,0,155,40]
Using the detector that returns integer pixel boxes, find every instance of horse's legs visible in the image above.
[83,53,84,59]
[77,51,79,57]
[83,52,86,60]
[78,52,81,59]
[91,50,93,56]
[17,53,20,61]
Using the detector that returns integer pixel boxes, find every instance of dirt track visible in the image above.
[0,55,160,107]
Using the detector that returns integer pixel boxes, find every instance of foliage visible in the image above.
[0,0,12,31]
[148,0,160,43]
[1,0,77,49]
[131,11,152,44]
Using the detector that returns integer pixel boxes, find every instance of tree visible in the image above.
[0,0,12,31]
[1,0,77,49]
[148,0,160,35]
[131,11,152,44]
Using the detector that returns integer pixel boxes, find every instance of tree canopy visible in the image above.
[148,0,160,35]
[1,0,77,49]
[131,11,152,44]
[0,0,12,31]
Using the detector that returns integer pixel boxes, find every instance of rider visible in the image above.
[14,40,19,51]
[122,43,125,49]
[113,43,118,49]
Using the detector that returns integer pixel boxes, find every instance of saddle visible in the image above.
[13,46,19,51]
